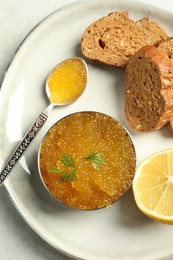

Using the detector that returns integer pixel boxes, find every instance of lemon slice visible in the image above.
[132,148,173,224]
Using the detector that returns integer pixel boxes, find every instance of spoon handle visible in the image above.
[0,105,52,186]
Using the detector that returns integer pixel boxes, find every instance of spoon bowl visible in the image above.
[0,57,88,185]
[46,57,88,106]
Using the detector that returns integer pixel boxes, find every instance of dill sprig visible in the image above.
[84,151,106,170]
[49,151,106,182]
[60,154,75,168]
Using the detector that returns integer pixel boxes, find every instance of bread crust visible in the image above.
[81,12,168,68]
[155,37,173,48]
[154,37,173,132]
[125,46,173,132]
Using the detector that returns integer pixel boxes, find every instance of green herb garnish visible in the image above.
[84,151,106,170]
[49,151,106,182]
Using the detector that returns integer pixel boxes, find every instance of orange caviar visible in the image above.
[47,58,87,105]
[39,112,136,210]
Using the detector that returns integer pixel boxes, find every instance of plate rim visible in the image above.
[1,0,173,259]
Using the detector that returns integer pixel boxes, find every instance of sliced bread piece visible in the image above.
[155,37,173,131]
[125,45,173,132]
[81,12,168,68]
[155,37,173,64]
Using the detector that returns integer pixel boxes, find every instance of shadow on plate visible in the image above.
[160,124,173,138]
[114,188,154,227]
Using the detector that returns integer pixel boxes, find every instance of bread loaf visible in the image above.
[125,45,173,132]
[81,12,168,68]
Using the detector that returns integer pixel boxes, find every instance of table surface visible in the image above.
[0,0,173,259]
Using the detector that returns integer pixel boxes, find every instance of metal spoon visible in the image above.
[0,57,88,186]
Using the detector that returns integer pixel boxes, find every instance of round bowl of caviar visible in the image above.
[38,111,136,210]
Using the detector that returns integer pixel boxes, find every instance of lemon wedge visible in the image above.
[132,148,173,224]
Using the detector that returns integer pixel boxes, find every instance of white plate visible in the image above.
[1,0,173,259]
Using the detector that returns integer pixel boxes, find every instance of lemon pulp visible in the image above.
[133,148,173,224]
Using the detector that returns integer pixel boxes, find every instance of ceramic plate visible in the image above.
[1,0,173,259]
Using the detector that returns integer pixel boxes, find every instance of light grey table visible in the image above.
[0,0,172,259]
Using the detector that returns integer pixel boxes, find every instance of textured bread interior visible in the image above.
[81,12,168,68]
[155,37,173,131]
[125,55,165,131]
[156,37,173,64]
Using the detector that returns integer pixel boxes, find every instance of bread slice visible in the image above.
[81,12,168,68]
[155,37,173,64]
[125,45,173,132]
[155,37,173,131]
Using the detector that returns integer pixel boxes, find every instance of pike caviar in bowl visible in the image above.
[38,112,136,210]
